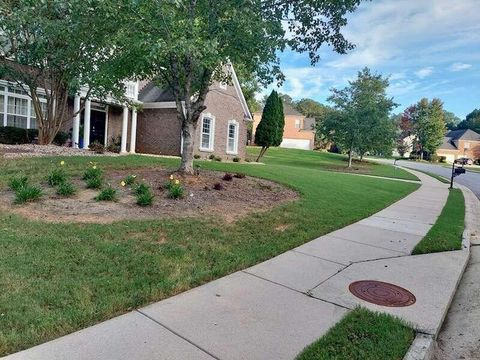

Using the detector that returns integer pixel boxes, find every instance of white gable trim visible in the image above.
[229,63,253,121]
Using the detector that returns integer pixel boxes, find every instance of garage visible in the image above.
[280,138,312,150]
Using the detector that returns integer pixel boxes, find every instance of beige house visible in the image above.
[252,103,315,150]
[436,129,480,163]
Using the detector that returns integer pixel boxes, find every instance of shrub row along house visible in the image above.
[0,64,252,160]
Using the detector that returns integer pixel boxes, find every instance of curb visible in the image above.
[404,184,477,360]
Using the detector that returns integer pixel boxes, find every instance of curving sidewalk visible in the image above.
[3,170,470,360]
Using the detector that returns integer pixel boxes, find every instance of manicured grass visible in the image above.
[248,147,419,181]
[296,308,415,360]
[0,149,419,355]
[412,189,465,255]
[405,167,451,184]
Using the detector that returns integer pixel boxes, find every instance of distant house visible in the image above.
[436,129,480,163]
[252,103,315,150]
[392,135,415,158]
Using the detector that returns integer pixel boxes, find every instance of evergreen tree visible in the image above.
[255,90,282,161]
[274,95,285,146]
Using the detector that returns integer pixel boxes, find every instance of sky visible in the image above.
[263,0,480,119]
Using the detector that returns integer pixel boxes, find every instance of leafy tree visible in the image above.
[457,109,480,132]
[444,110,461,130]
[406,98,446,159]
[255,90,282,161]
[121,0,364,174]
[0,0,128,144]
[324,68,397,167]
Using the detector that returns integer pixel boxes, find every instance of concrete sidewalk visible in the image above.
[4,170,469,360]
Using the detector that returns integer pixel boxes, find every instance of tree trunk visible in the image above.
[179,119,197,174]
[348,149,353,168]
[256,146,268,162]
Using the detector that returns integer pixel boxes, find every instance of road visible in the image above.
[372,159,480,199]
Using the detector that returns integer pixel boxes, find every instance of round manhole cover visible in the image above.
[349,280,416,307]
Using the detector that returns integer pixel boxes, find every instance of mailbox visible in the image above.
[454,168,466,175]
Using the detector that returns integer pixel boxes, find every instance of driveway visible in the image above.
[371,159,480,199]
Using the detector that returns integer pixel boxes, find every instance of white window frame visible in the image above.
[0,81,47,129]
[294,119,301,129]
[199,113,215,152]
[226,119,239,155]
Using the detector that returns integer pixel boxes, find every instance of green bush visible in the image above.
[56,182,76,197]
[14,185,42,204]
[133,183,150,196]
[214,156,222,162]
[194,154,201,159]
[53,131,69,146]
[0,127,38,144]
[47,168,68,186]
[106,135,121,153]
[86,176,102,189]
[9,176,28,191]
[209,154,216,160]
[123,174,137,186]
[95,186,117,201]
[83,166,103,181]
[89,141,105,154]
[136,188,154,206]
[233,157,241,162]
[168,182,184,199]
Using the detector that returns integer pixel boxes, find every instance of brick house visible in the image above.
[0,64,251,159]
[436,129,480,163]
[252,103,315,150]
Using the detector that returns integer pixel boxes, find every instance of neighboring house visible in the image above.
[436,129,480,163]
[392,135,415,158]
[0,64,251,160]
[252,103,315,150]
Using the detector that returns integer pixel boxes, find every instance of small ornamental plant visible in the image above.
[57,181,76,197]
[123,174,137,186]
[8,175,28,192]
[213,182,223,190]
[95,186,117,201]
[14,184,42,204]
[132,182,154,206]
[209,154,215,160]
[47,168,68,186]
[83,163,103,189]
[214,156,222,162]
[222,173,233,181]
[168,179,184,199]
[233,157,241,163]
[234,173,246,179]
[194,154,201,159]
[133,183,151,196]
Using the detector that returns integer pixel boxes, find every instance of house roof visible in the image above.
[445,129,480,141]
[438,137,458,150]
[283,103,303,116]
[138,82,176,103]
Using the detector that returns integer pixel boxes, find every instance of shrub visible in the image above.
[83,165,103,181]
[233,157,241,163]
[439,156,447,163]
[194,154,201,159]
[47,168,68,186]
[123,174,137,186]
[57,182,76,197]
[168,181,184,199]
[0,127,38,144]
[53,131,69,146]
[89,141,105,154]
[9,175,28,191]
[136,189,154,206]
[214,156,222,162]
[234,173,246,179]
[86,176,102,189]
[222,173,233,181]
[95,186,117,201]
[209,154,216,160]
[133,183,150,196]
[14,185,42,204]
[213,182,223,190]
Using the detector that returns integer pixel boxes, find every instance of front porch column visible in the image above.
[72,95,81,148]
[83,99,91,149]
[129,108,137,153]
[120,106,129,153]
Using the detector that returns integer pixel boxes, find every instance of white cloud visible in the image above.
[415,67,434,79]
[450,62,472,71]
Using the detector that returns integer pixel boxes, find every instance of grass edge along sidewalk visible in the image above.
[412,188,465,255]
[296,308,415,360]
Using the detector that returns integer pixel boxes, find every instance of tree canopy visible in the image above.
[324,68,397,167]
[255,90,283,161]
[457,109,480,133]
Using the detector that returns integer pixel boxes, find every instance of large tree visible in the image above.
[121,0,364,174]
[0,0,128,144]
[324,68,397,167]
[255,90,283,162]
[457,109,480,133]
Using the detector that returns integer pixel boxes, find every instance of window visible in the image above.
[227,120,239,154]
[200,114,215,151]
[0,94,4,125]
[464,142,470,149]
[295,119,301,129]
[7,96,28,128]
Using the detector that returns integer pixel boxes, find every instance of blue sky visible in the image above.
[263,0,480,119]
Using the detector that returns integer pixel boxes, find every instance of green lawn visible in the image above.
[296,308,415,360]
[412,189,465,255]
[248,147,419,181]
[404,167,451,184]
[0,148,419,355]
